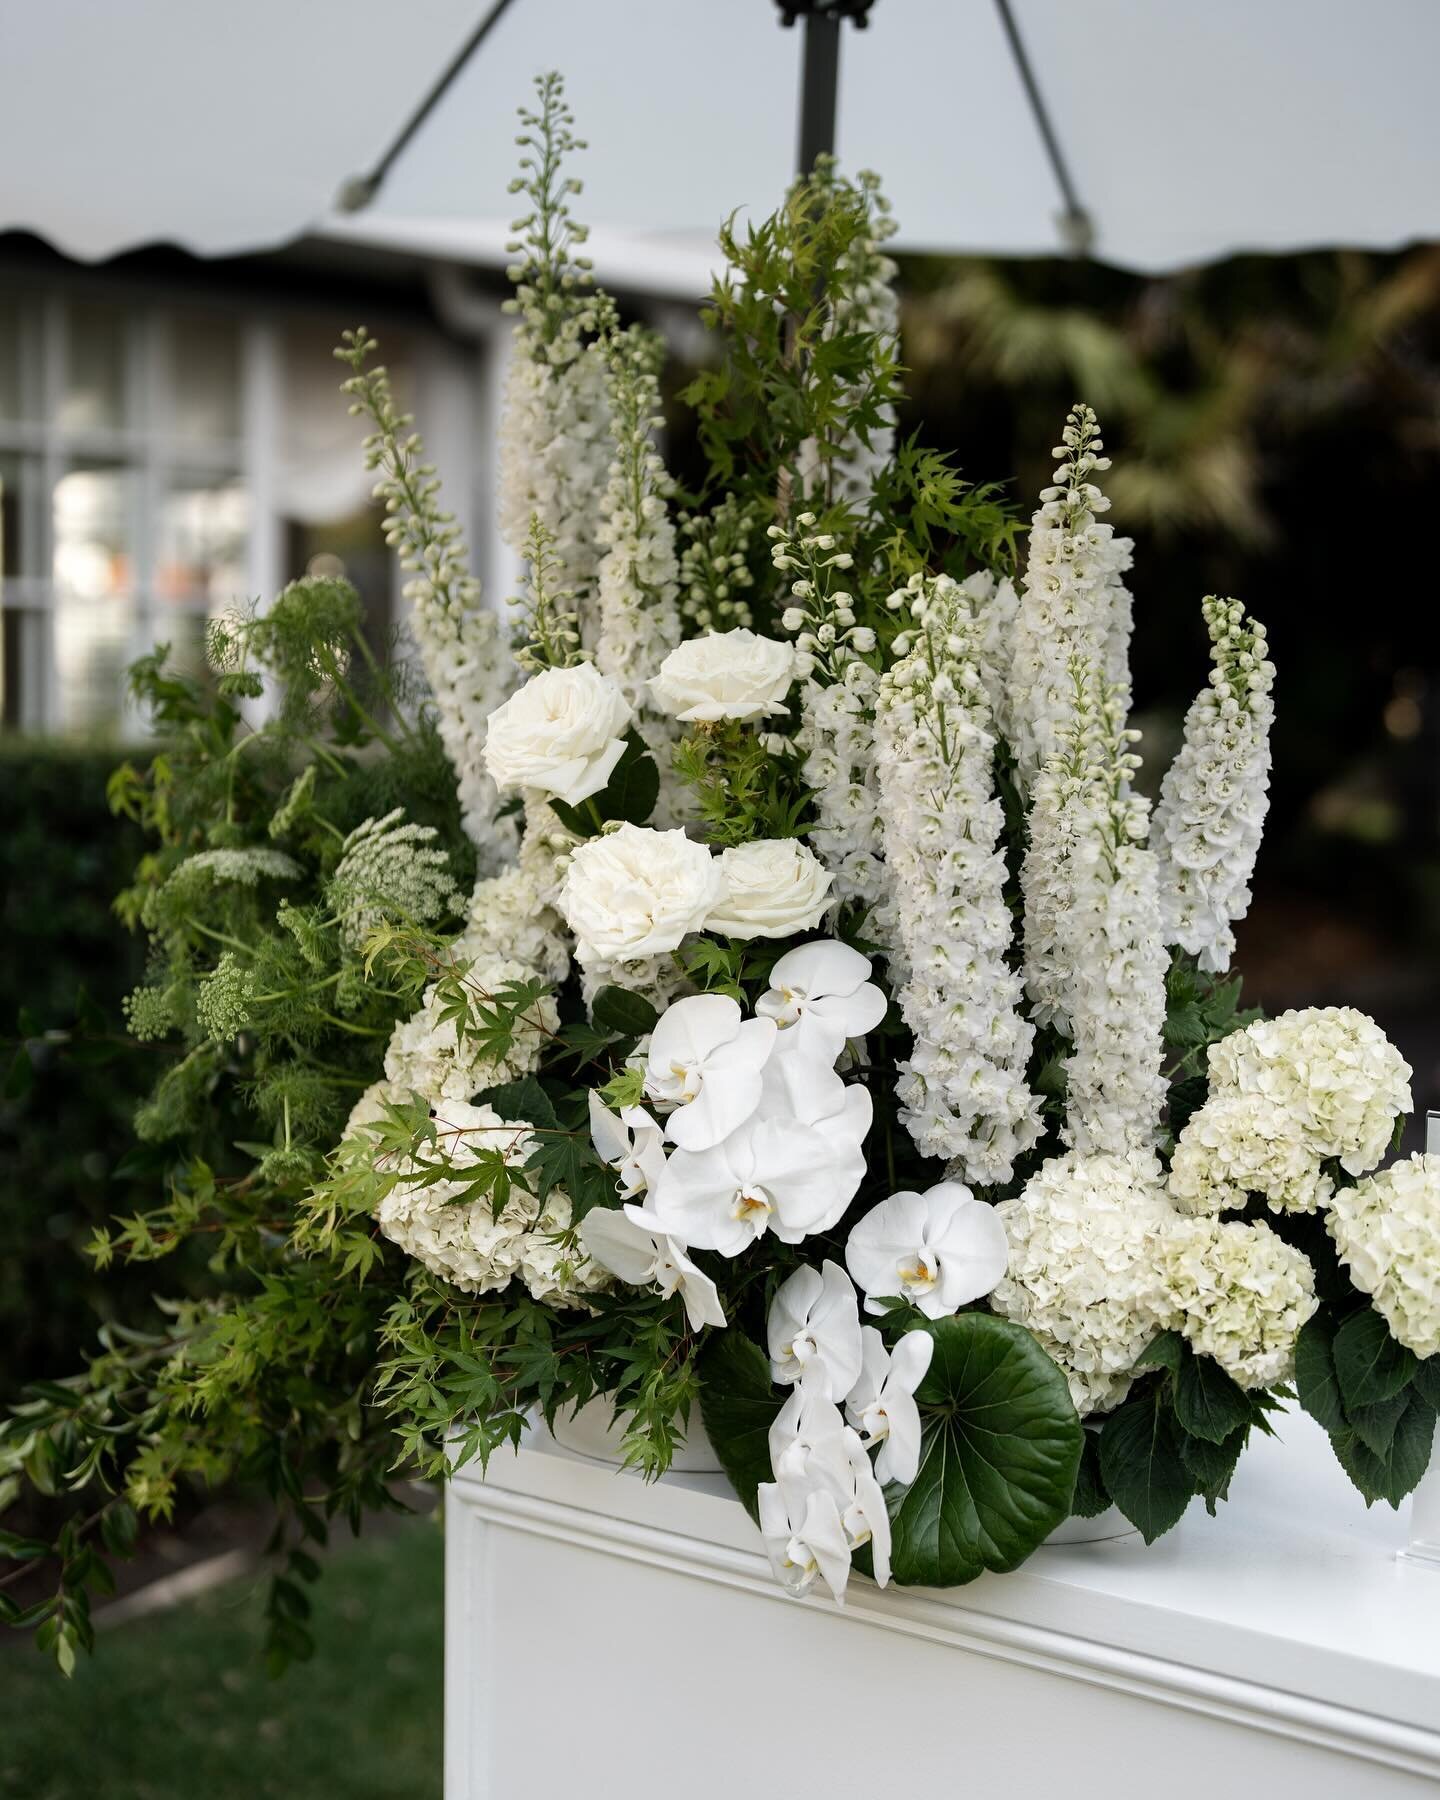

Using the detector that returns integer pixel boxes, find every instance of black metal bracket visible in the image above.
[774,1,875,24]
[775,0,876,175]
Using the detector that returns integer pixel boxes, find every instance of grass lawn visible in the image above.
[0,1512,444,1800]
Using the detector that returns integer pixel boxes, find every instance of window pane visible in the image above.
[60,301,128,432]
[0,295,42,423]
[53,596,135,736]
[53,461,134,601]
[167,313,241,443]
[156,472,248,607]
[0,452,45,581]
[2,608,47,732]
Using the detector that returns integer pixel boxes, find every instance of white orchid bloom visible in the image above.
[846,1179,1010,1319]
[756,939,888,1062]
[845,1326,934,1486]
[758,1023,848,1125]
[643,993,776,1152]
[767,1389,892,1588]
[767,1260,863,1399]
[577,1206,726,1331]
[587,1093,668,1200]
[757,1477,852,1603]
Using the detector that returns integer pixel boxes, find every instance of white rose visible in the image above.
[648,628,797,723]
[705,838,834,940]
[483,662,634,806]
[560,823,724,963]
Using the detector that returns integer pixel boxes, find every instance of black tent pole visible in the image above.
[776,1,875,177]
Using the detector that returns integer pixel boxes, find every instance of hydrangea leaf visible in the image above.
[1294,1314,1347,1434]
[697,1332,781,1523]
[887,1314,1081,1586]
[1333,1306,1418,1411]
[1179,1423,1248,1513]
[1330,1396,1436,1507]
[1098,1384,1195,1542]
[1173,1350,1255,1445]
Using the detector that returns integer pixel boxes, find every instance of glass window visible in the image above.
[53,461,134,602]
[0,452,45,581]
[59,301,128,433]
[0,295,42,423]
[156,471,249,607]
[166,313,242,443]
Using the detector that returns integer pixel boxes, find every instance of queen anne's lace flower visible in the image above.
[376,1102,539,1295]
[991,1151,1180,1417]
[874,573,1040,1181]
[1152,598,1275,973]
[1160,1217,1317,1388]
[329,810,460,951]
[1327,1154,1440,1358]
[1005,404,1134,787]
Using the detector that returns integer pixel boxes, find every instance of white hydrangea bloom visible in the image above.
[383,956,558,1107]
[1208,1006,1411,1178]
[518,1193,613,1309]
[991,1151,1181,1417]
[594,328,681,710]
[873,573,1040,1183]
[1161,1217,1317,1388]
[376,1102,539,1295]
[1168,1089,1335,1216]
[1152,598,1275,973]
[1005,404,1135,786]
[1328,1154,1440,1358]
[772,521,887,915]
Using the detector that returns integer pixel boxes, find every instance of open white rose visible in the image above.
[559,823,724,964]
[648,628,797,723]
[483,661,634,806]
[705,838,834,941]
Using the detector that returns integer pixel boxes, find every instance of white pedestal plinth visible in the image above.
[444,1408,1440,1799]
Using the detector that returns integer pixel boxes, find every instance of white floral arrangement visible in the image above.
[323,77,1440,1604]
[14,76,1436,1666]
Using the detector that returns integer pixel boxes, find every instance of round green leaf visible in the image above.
[888,1313,1083,1586]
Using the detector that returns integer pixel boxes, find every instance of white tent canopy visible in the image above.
[3,0,1439,276]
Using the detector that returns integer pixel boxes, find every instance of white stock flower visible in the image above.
[1161,1217,1317,1388]
[704,838,834,941]
[375,1102,538,1295]
[1152,599,1275,973]
[1327,1154,1440,1358]
[645,1087,871,1255]
[767,1261,863,1398]
[756,939,887,1061]
[875,574,1041,1184]
[648,628,796,723]
[845,1179,1009,1319]
[642,993,777,1151]
[844,1327,933,1486]
[559,823,723,964]
[578,1205,726,1332]
[587,1093,667,1199]
[990,1151,1179,1417]
[482,661,634,807]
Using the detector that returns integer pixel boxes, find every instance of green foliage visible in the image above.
[886,1314,1082,1585]
[548,730,660,837]
[1295,1306,1438,1507]
[696,1332,783,1520]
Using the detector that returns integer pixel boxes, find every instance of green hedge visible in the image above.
[0,743,169,1401]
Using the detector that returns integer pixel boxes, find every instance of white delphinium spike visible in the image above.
[337,333,515,871]
[771,519,886,915]
[1151,596,1275,972]
[594,325,681,708]
[1004,403,1134,784]
[498,76,613,639]
[955,568,1021,724]
[456,794,574,988]
[873,572,1041,1182]
[1046,667,1168,1157]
